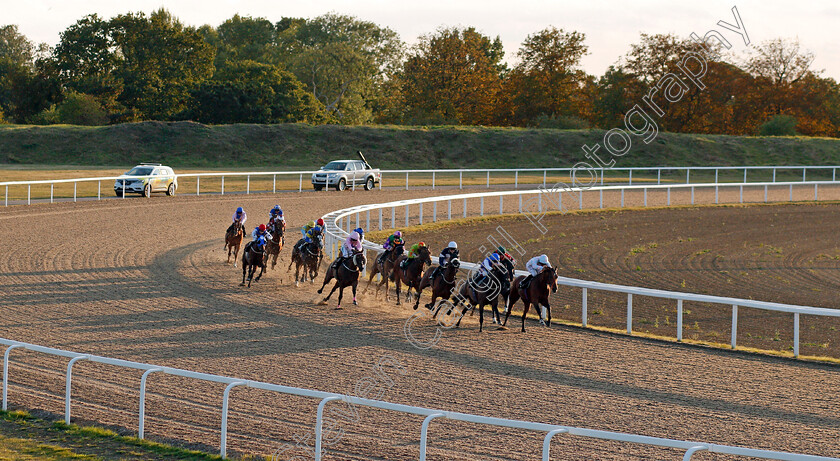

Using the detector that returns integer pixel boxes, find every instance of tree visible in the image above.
[205,15,280,68]
[189,60,328,124]
[498,27,589,126]
[400,27,504,125]
[278,13,403,124]
[0,25,59,122]
[110,10,215,120]
[758,114,797,136]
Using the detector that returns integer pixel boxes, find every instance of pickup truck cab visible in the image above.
[312,160,381,191]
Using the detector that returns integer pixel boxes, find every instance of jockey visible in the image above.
[331,231,363,271]
[476,252,502,286]
[304,223,323,246]
[494,246,516,282]
[353,227,365,243]
[301,220,316,237]
[521,254,552,290]
[227,206,247,234]
[268,206,285,234]
[432,241,459,279]
[251,223,271,242]
[377,231,404,265]
[400,241,426,269]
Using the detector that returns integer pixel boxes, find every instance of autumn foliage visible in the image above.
[0,13,838,137]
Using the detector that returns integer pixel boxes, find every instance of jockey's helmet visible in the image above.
[350,231,360,241]
[317,218,325,226]
[236,207,243,213]
[538,254,549,265]
[497,246,506,254]
[418,241,426,247]
[490,253,501,262]
[258,224,266,232]
[307,220,315,228]
[394,231,402,238]
[448,241,458,249]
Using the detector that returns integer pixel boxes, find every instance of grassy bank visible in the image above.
[1,122,839,169]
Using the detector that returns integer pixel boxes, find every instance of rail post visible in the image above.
[406,172,409,191]
[667,187,671,206]
[626,293,633,334]
[794,313,800,358]
[27,185,30,205]
[815,183,818,200]
[789,183,793,201]
[98,181,101,200]
[543,170,547,187]
[50,184,54,203]
[499,195,503,214]
[677,299,683,341]
[740,185,743,203]
[433,202,437,222]
[391,207,395,229]
[379,208,383,231]
[419,203,424,225]
[220,381,246,458]
[541,428,569,461]
[4,185,7,207]
[299,174,303,192]
[432,171,435,189]
[629,169,633,185]
[743,168,747,183]
[514,171,518,189]
[764,184,768,202]
[122,180,125,199]
[65,355,89,424]
[314,396,342,461]
[272,174,276,193]
[366,210,370,230]
[803,167,806,182]
[657,169,661,185]
[197,176,200,196]
[773,167,776,182]
[644,188,647,207]
[691,186,695,205]
[247,175,250,194]
[581,288,588,327]
[3,345,23,410]
[715,168,718,183]
[447,200,451,220]
[138,368,163,439]
[487,170,490,188]
[463,198,467,218]
[221,176,225,195]
[686,168,690,184]
[459,171,462,190]
[620,189,624,208]
[73,182,77,202]
[405,205,409,226]
[731,305,738,349]
[419,413,446,461]
[599,189,603,209]
[480,197,484,216]
[715,185,719,204]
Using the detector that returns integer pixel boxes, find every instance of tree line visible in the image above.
[0,9,837,136]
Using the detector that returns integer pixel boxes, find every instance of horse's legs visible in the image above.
[503,288,521,326]
[394,272,402,306]
[479,303,485,332]
[254,262,265,282]
[323,281,340,302]
[542,299,552,327]
[521,302,533,332]
[240,259,247,286]
[351,281,358,305]
[336,285,345,309]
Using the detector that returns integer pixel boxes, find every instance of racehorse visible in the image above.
[265,220,285,270]
[288,232,323,286]
[224,221,244,267]
[503,266,558,332]
[318,251,366,309]
[240,239,267,287]
[363,244,403,294]
[384,246,431,306]
[414,258,460,311]
[436,265,507,332]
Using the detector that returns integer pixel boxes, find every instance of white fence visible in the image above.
[1,337,836,460]
[321,180,840,358]
[3,165,840,205]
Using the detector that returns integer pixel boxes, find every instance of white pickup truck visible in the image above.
[311,159,381,191]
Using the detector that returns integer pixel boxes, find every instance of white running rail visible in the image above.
[321,181,840,358]
[2,165,840,206]
[1,337,836,460]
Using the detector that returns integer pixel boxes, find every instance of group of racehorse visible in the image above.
[226,221,558,332]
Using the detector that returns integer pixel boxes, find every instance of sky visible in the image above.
[7,0,840,80]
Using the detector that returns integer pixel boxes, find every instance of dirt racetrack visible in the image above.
[1,185,840,460]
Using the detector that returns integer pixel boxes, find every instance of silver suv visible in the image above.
[114,163,178,197]
[311,160,381,191]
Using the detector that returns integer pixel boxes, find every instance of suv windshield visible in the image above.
[322,162,347,171]
[126,167,154,176]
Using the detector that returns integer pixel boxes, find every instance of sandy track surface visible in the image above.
[1,186,840,460]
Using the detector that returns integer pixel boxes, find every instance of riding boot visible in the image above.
[520,275,532,291]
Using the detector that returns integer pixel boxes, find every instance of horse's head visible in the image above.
[543,266,558,293]
[419,246,432,264]
[313,232,323,249]
[449,258,461,270]
[353,251,367,271]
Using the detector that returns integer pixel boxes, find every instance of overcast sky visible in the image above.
[7,0,840,80]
